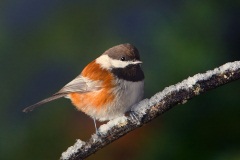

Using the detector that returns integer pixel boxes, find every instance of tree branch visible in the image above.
[60,61,240,160]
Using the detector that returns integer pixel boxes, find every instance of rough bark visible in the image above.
[60,61,240,160]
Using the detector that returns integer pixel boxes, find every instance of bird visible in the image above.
[23,43,145,132]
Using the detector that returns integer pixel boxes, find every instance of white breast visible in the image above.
[96,79,144,121]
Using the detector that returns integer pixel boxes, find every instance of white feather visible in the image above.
[96,55,142,69]
[87,79,144,121]
[95,55,111,69]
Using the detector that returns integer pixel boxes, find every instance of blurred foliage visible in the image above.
[1,0,240,160]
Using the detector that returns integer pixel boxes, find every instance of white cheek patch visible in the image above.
[111,59,142,68]
[96,55,112,69]
[96,54,142,69]
[110,59,131,68]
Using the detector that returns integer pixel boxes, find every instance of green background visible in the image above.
[1,0,240,159]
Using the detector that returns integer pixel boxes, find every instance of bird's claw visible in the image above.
[129,111,140,124]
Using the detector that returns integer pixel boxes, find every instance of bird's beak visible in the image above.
[132,60,142,64]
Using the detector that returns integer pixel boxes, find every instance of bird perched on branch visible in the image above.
[23,43,144,132]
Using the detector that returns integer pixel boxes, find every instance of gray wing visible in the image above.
[57,75,101,94]
[23,76,101,113]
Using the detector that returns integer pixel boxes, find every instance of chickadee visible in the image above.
[23,43,144,132]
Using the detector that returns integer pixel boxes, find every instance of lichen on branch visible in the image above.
[60,61,240,160]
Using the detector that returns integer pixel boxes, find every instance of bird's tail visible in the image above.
[22,93,67,113]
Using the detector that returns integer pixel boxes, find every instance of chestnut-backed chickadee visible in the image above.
[23,43,144,132]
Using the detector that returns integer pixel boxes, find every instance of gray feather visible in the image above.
[22,93,66,113]
[57,75,101,94]
[22,76,102,113]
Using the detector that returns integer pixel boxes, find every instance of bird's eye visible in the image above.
[121,57,125,61]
